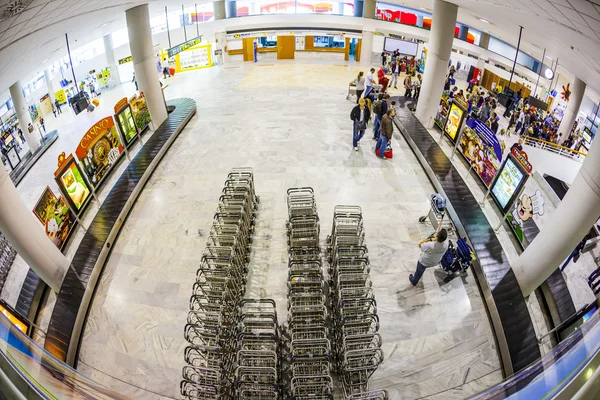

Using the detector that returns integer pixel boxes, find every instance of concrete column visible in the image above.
[0,167,69,292]
[480,32,491,50]
[360,30,374,65]
[215,32,227,65]
[214,0,226,20]
[9,81,40,153]
[558,77,585,144]
[415,0,458,128]
[44,69,55,104]
[477,57,487,80]
[354,0,364,17]
[362,0,375,18]
[103,33,121,86]
[126,5,168,129]
[226,1,237,18]
[513,132,600,297]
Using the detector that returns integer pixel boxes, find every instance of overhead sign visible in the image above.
[168,36,201,58]
[118,56,132,65]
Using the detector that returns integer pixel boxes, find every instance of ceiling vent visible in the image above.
[0,0,34,22]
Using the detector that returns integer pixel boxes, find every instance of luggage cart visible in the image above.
[347,81,358,102]
[418,194,454,235]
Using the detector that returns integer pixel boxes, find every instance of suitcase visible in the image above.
[376,145,393,158]
[92,99,100,106]
[86,104,95,112]
[169,67,175,76]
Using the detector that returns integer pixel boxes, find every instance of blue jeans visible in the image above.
[375,135,388,158]
[373,115,381,139]
[410,261,427,285]
[364,86,374,103]
[391,72,399,88]
[353,121,365,147]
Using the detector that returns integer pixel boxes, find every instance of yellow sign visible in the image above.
[55,89,67,105]
[118,56,132,65]
[233,34,241,39]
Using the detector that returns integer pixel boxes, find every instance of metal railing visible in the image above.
[523,136,587,162]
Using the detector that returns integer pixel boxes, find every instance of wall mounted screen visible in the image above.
[384,37,418,56]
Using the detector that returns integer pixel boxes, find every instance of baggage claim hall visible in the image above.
[0,0,599,399]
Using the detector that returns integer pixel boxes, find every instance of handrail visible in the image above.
[523,136,587,161]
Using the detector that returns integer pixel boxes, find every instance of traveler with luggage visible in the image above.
[409,229,449,286]
[376,108,395,159]
[372,94,385,140]
[364,68,376,102]
[351,98,371,151]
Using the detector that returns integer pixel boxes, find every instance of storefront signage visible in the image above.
[168,36,201,58]
[511,148,533,174]
[54,153,91,213]
[118,56,132,65]
[466,119,503,162]
[459,125,501,187]
[55,89,67,105]
[32,187,75,251]
[453,96,468,110]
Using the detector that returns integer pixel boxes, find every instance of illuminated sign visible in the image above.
[0,301,29,334]
[511,148,533,174]
[118,56,132,65]
[168,37,202,58]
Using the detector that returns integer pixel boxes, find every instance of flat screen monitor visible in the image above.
[491,156,528,212]
[384,38,418,56]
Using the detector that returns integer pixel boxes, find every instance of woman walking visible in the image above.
[355,71,365,103]
[350,98,371,151]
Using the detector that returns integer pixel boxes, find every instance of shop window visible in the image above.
[313,36,345,48]
[258,36,278,48]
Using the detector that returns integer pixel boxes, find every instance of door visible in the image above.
[277,36,295,59]
[355,38,362,62]
[243,38,255,62]
[345,38,350,61]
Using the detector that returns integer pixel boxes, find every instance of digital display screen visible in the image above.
[491,158,526,210]
[59,161,91,212]
[444,103,464,141]
[384,37,418,56]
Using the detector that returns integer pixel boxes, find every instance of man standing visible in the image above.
[351,98,371,151]
[390,59,400,89]
[409,229,449,285]
[376,108,395,159]
[364,68,376,102]
[54,98,62,114]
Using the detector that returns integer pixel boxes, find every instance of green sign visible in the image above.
[168,36,201,58]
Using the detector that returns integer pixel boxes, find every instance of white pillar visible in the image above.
[215,32,228,65]
[362,0,375,18]
[103,33,121,86]
[9,81,41,153]
[513,133,600,297]
[214,0,226,20]
[558,77,585,144]
[0,168,69,292]
[360,30,374,65]
[126,5,168,129]
[415,0,458,128]
[44,69,55,104]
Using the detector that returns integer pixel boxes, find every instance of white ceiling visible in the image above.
[0,0,599,97]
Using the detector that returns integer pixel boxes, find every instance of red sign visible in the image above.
[511,148,533,174]
[75,116,122,160]
[114,97,129,114]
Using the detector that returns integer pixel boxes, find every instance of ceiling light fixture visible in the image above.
[479,18,490,23]
[545,55,553,61]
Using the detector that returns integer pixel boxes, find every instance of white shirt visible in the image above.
[360,109,365,122]
[418,239,449,267]
[366,72,374,87]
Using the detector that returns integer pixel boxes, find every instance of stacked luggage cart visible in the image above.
[0,232,17,293]
[283,187,334,399]
[181,168,266,400]
[326,206,387,400]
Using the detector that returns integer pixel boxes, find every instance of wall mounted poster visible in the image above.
[54,153,91,213]
[491,155,529,213]
[444,103,464,142]
[76,116,124,187]
[459,119,503,187]
[32,187,75,250]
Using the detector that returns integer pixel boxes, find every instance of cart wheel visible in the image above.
[419,216,427,223]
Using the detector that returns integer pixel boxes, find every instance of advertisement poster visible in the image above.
[114,97,139,146]
[459,119,503,187]
[491,156,527,211]
[444,103,464,141]
[75,116,124,186]
[55,153,91,213]
[32,187,75,250]
[129,93,152,132]
[55,89,67,105]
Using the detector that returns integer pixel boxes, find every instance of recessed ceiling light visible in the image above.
[480,18,490,23]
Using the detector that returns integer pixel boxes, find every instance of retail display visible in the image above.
[129,93,151,132]
[114,97,139,147]
[490,149,532,212]
[444,98,467,142]
[75,116,124,187]
[459,119,503,187]
[506,178,551,248]
[435,95,449,130]
[54,153,92,214]
[32,187,75,251]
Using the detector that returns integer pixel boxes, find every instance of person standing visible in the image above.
[377,65,389,92]
[376,108,395,159]
[54,98,62,114]
[414,74,422,100]
[364,68,376,102]
[372,94,384,140]
[390,59,400,89]
[51,103,57,118]
[39,117,46,133]
[355,71,365,103]
[403,74,413,98]
[351,98,371,151]
[409,229,449,286]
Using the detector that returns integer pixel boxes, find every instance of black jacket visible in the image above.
[351,105,371,124]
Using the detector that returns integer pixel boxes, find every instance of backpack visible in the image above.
[373,100,383,115]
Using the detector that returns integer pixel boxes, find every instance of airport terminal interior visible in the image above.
[0,0,599,399]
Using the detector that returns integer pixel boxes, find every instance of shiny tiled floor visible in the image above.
[74,63,502,399]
